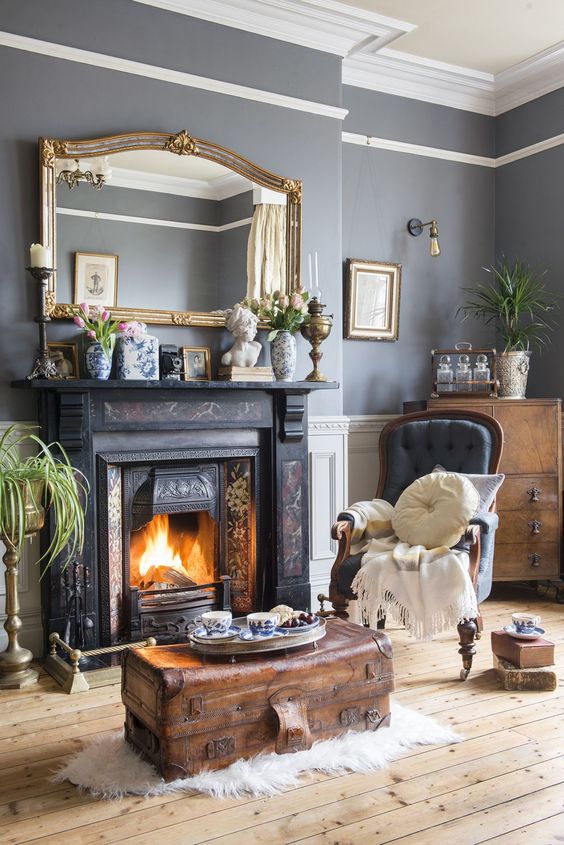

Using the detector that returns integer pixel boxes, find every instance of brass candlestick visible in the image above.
[26,266,58,380]
[300,297,333,382]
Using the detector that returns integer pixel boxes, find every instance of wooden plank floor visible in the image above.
[1,585,563,845]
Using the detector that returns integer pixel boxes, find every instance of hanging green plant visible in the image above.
[0,425,87,574]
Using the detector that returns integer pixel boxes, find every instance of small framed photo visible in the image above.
[182,347,211,381]
[74,252,118,307]
[47,341,79,379]
[344,259,401,341]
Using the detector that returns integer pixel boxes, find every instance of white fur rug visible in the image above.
[52,703,460,800]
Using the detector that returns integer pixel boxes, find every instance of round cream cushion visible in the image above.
[391,471,480,550]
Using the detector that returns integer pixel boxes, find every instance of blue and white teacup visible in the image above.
[200,610,232,636]
[247,611,280,638]
[511,612,540,634]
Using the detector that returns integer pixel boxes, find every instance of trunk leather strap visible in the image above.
[269,686,313,753]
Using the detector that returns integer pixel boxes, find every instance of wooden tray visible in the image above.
[187,616,327,657]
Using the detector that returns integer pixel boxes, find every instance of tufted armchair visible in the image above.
[319,409,504,679]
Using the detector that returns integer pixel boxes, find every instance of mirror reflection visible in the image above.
[54,149,289,315]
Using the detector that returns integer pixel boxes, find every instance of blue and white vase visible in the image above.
[270,330,297,382]
[85,342,112,380]
[116,328,159,380]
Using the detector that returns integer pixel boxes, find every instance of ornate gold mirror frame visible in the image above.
[40,130,302,327]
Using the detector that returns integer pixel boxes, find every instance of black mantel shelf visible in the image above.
[13,379,338,392]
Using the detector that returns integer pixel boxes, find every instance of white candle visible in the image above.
[29,243,51,268]
[314,251,319,293]
[308,253,313,291]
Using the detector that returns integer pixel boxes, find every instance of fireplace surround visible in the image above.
[15,379,335,650]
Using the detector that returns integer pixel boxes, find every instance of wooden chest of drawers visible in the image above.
[407,398,562,582]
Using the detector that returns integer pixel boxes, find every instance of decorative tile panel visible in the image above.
[281,460,303,578]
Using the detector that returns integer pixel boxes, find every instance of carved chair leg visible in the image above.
[475,611,483,639]
[458,618,478,680]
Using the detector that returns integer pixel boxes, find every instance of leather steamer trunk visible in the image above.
[121,618,394,780]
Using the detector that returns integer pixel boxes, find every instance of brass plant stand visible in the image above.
[0,541,40,688]
[300,297,333,382]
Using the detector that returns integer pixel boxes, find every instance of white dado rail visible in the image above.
[0,421,43,655]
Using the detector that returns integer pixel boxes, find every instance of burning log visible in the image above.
[139,565,197,590]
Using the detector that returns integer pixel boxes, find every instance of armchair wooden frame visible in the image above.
[320,409,504,679]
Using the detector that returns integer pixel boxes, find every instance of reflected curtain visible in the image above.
[246,204,286,300]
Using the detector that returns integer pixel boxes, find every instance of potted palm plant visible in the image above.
[458,258,558,398]
[0,425,86,688]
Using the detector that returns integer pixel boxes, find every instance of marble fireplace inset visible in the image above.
[102,451,257,643]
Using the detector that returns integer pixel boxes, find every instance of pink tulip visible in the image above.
[86,329,97,340]
[278,294,289,309]
[118,322,128,332]
[101,310,110,321]
[290,292,303,309]
[79,302,89,315]
[73,316,85,328]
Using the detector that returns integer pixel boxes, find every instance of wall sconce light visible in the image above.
[407,218,441,257]
[56,156,112,190]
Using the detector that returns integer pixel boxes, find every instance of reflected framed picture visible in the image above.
[344,259,401,341]
[47,341,79,380]
[74,252,118,307]
[182,346,211,381]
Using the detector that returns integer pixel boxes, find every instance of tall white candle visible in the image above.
[308,253,313,291]
[29,243,51,268]
[314,251,319,292]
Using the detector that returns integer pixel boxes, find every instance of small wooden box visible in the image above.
[491,630,555,668]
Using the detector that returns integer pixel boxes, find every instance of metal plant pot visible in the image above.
[497,351,531,398]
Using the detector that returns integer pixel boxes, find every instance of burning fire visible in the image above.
[130,512,215,589]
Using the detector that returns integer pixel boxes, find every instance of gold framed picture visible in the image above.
[182,347,211,381]
[344,259,401,341]
[47,341,79,379]
[74,252,118,307]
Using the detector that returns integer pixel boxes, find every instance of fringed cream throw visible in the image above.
[344,499,478,641]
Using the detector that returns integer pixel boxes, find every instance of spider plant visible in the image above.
[0,425,87,573]
[457,258,558,353]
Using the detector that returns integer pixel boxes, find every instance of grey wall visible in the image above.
[0,0,343,419]
[342,87,496,415]
[496,90,564,401]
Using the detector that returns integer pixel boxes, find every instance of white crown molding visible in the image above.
[343,50,496,116]
[132,0,415,58]
[110,167,251,200]
[0,30,348,120]
[308,416,350,433]
[342,131,495,168]
[56,206,252,232]
[495,41,564,116]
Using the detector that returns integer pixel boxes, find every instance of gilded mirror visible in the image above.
[40,130,302,327]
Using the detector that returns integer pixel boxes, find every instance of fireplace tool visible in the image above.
[62,559,94,651]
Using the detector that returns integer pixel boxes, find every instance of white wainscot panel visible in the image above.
[348,415,396,505]
[308,417,349,611]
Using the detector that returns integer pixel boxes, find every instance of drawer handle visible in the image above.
[528,553,542,568]
[527,486,542,502]
[528,519,542,535]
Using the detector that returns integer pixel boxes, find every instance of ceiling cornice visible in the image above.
[131,0,415,57]
[111,167,251,200]
[132,0,564,116]
[343,49,496,116]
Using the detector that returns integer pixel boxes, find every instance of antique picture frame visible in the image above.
[182,346,211,381]
[344,259,401,341]
[47,341,79,379]
[74,252,119,308]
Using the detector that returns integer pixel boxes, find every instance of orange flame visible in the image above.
[130,512,215,587]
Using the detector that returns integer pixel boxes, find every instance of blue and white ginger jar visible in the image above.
[116,325,159,380]
[270,330,297,382]
[85,342,112,380]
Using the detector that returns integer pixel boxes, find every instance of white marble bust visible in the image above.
[221,304,262,368]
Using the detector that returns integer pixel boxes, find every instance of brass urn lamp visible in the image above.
[300,297,333,382]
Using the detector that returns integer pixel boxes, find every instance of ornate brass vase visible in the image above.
[300,298,333,382]
[0,479,45,688]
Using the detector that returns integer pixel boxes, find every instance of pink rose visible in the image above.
[278,294,289,309]
[290,292,303,309]
[73,316,85,328]
[86,329,96,340]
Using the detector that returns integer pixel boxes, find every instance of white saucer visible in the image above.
[238,628,289,642]
[190,625,241,641]
[503,625,545,640]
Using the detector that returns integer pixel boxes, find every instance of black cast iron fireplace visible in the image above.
[13,379,336,651]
